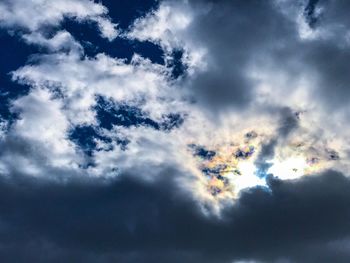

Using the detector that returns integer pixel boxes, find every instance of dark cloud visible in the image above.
[302,41,350,109]
[179,0,297,114]
[278,107,300,138]
[254,138,277,178]
[312,0,350,29]
[255,107,300,177]
[0,170,350,262]
[168,0,350,115]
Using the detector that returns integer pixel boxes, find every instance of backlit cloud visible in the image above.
[0,0,350,262]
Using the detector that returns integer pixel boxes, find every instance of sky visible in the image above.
[0,0,350,262]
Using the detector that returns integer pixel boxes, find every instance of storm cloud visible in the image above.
[0,171,349,262]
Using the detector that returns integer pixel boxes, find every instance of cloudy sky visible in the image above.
[0,0,350,262]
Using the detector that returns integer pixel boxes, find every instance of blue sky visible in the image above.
[1,0,350,262]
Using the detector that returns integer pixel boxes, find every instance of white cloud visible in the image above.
[22,30,83,52]
[12,50,186,125]
[7,46,190,180]
[0,0,118,41]
[1,0,350,211]
[127,1,208,73]
[11,88,79,168]
[0,88,84,179]
[127,2,192,50]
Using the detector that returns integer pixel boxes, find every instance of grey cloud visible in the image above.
[255,107,300,176]
[178,0,297,114]
[254,138,277,178]
[311,0,350,29]
[302,41,350,109]
[278,107,300,138]
[0,135,82,179]
[277,0,350,111]
[0,170,350,262]
[167,0,350,114]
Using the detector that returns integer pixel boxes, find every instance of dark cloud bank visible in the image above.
[0,170,350,262]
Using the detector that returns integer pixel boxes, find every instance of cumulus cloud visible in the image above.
[0,0,350,262]
[0,88,82,177]
[11,51,184,123]
[128,0,296,113]
[128,0,350,117]
[21,30,83,52]
[0,0,118,40]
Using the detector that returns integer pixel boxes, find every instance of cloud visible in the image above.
[12,51,180,124]
[128,0,350,118]
[127,0,298,114]
[0,170,349,262]
[0,1,350,262]
[0,88,83,177]
[0,0,118,41]
[22,30,83,52]
[2,0,348,199]
[7,42,189,179]
[127,1,192,51]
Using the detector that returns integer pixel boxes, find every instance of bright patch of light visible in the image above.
[268,156,308,180]
[226,161,266,194]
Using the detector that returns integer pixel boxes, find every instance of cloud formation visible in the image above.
[0,0,350,262]
[0,171,350,263]
[0,0,118,40]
